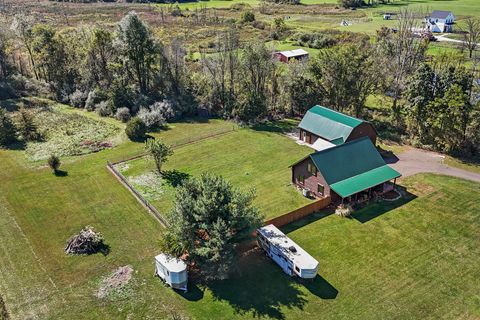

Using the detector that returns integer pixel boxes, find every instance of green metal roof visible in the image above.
[309,137,401,197]
[330,165,401,198]
[298,105,364,143]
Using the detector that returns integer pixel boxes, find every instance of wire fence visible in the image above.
[109,124,237,166]
[106,161,169,227]
[106,124,237,226]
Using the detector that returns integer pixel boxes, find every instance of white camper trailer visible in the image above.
[155,253,188,291]
[257,224,319,279]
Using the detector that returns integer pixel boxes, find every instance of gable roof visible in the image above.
[308,137,401,198]
[298,105,365,144]
[430,10,453,19]
[278,49,309,58]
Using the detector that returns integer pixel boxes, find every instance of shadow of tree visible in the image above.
[251,120,297,134]
[352,186,417,224]
[162,169,191,187]
[208,250,308,319]
[54,170,68,177]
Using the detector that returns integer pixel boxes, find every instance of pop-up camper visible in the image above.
[257,224,319,279]
[155,253,188,291]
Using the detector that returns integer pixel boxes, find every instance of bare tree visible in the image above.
[461,17,480,59]
[376,8,427,122]
[10,14,38,80]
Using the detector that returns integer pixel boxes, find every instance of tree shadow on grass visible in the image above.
[352,186,417,224]
[3,140,26,151]
[54,170,68,177]
[251,121,297,134]
[207,249,309,320]
[162,169,191,187]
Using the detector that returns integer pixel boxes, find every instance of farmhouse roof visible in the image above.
[278,49,309,58]
[429,10,452,19]
[298,105,364,144]
[308,137,401,198]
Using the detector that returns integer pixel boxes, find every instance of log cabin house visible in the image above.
[291,137,401,203]
[298,105,377,151]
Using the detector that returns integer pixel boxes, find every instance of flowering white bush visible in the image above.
[137,100,174,129]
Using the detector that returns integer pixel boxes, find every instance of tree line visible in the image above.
[1,10,479,157]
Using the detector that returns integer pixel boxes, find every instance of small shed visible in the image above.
[155,253,188,291]
[274,49,309,63]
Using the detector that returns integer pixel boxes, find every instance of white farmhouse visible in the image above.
[425,10,455,33]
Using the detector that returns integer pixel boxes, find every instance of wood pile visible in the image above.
[65,226,104,255]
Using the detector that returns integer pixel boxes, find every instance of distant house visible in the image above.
[291,137,401,202]
[298,105,377,151]
[425,10,455,33]
[274,49,309,63]
[383,13,394,20]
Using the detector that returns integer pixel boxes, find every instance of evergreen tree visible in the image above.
[16,107,40,141]
[0,109,16,147]
[116,11,159,94]
[163,173,263,281]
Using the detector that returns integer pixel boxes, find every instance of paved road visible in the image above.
[389,147,480,183]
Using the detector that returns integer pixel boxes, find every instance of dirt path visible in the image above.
[389,147,480,183]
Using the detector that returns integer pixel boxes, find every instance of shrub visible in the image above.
[115,107,131,123]
[69,89,87,108]
[125,117,147,141]
[138,100,174,130]
[47,154,61,173]
[240,11,255,23]
[85,89,108,111]
[335,204,353,217]
[0,109,17,147]
[95,101,112,117]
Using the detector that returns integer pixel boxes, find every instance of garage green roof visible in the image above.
[298,105,364,143]
[308,137,401,198]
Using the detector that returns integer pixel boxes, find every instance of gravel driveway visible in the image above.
[388,147,480,183]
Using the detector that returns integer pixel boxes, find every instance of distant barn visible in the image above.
[274,49,309,63]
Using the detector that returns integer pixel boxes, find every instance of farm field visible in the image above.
[116,120,314,220]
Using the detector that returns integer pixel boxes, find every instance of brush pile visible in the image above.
[65,226,104,255]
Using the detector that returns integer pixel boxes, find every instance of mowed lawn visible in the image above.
[0,105,479,319]
[119,120,315,220]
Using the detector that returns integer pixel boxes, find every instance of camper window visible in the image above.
[295,266,300,273]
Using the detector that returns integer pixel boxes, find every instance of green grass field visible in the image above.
[2,129,480,319]
[117,120,314,220]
